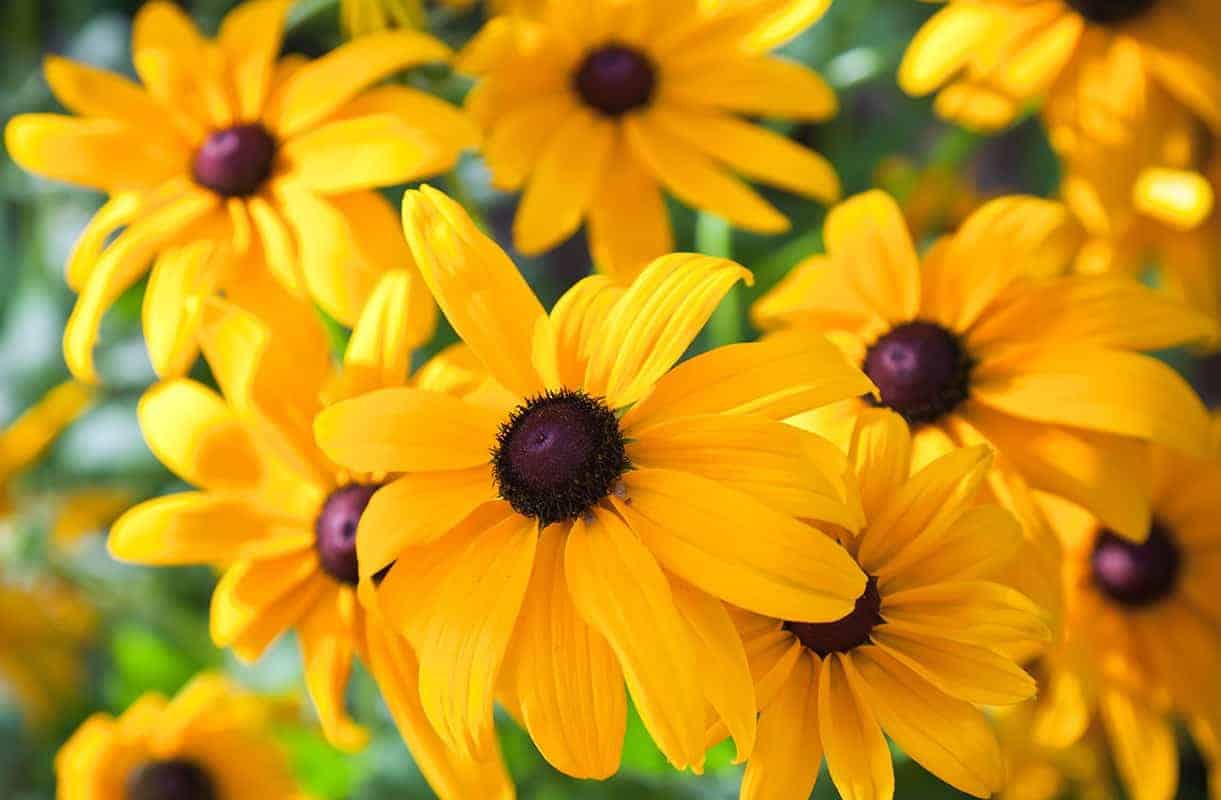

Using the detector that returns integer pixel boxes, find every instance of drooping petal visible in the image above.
[298,588,367,751]
[1099,690,1178,800]
[210,550,327,661]
[818,654,893,800]
[143,244,218,378]
[566,507,705,772]
[586,140,673,283]
[740,652,822,800]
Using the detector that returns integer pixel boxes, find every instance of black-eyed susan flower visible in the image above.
[753,190,1215,547]
[56,672,306,800]
[314,186,874,776]
[108,274,512,798]
[899,0,1221,135]
[1027,425,1221,800]
[4,0,473,382]
[731,409,1048,800]
[0,380,92,517]
[457,0,839,280]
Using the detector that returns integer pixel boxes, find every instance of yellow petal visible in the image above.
[583,253,752,408]
[43,55,182,146]
[513,108,614,255]
[219,0,290,121]
[1099,690,1178,800]
[898,3,994,95]
[750,254,879,333]
[824,190,921,324]
[355,467,497,580]
[878,504,1024,591]
[143,244,217,378]
[665,55,836,121]
[670,577,756,763]
[299,589,368,751]
[818,654,893,800]
[403,186,556,397]
[567,507,706,772]
[1134,166,1215,230]
[849,646,1004,798]
[280,114,439,193]
[315,387,500,474]
[871,629,1036,706]
[65,193,144,291]
[331,85,477,174]
[624,113,789,234]
[270,30,451,136]
[5,114,181,192]
[210,551,326,660]
[587,142,673,283]
[551,275,624,387]
[0,380,93,480]
[622,330,874,432]
[108,493,283,565]
[882,581,1050,649]
[847,408,912,524]
[506,526,626,778]
[618,470,865,622]
[740,652,822,800]
[334,270,417,399]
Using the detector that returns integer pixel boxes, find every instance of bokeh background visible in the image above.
[0,0,1209,797]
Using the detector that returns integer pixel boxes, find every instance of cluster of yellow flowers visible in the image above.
[5,0,1221,798]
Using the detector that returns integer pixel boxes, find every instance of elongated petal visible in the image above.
[849,646,1004,798]
[299,589,367,751]
[740,653,822,800]
[878,504,1024,591]
[219,0,290,121]
[567,508,705,771]
[551,276,624,388]
[587,142,673,282]
[5,114,181,191]
[882,581,1050,650]
[507,526,626,778]
[1099,690,1178,800]
[334,270,415,399]
[847,409,912,524]
[109,493,283,565]
[583,253,752,408]
[143,244,216,378]
[665,55,836,121]
[403,186,556,396]
[818,654,893,800]
[898,3,994,95]
[281,115,438,193]
[315,387,499,474]
[824,190,920,324]
[211,550,325,660]
[65,193,144,291]
[872,629,1036,706]
[0,380,92,481]
[43,55,181,144]
[622,330,873,432]
[619,470,865,622]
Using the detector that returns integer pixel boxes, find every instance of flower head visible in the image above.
[56,673,306,800]
[734,409,1049,800]
[457,0,840,280]
[314,185,875,775]
[5,0,476,381]
[109,271,512,797]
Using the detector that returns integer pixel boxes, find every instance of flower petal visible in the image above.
[665,55,836,121]
[871,628,1036,706]
[551,275,624,388]
[818,654,893,800]
[210,550,326,661]
[882,581,1050,650]
[740,652,822,800]
[824,190,920,324]
[218,0,290,121]
[109,493,284,565]
[299,588,367,751]
[847,408,912,524]
[281,114,439,193]
[6,114,182,191]
[587,140,673,282]
[1099,690,1178,800]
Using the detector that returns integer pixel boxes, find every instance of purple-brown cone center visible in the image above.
[192,124,277,197]
[1091,522,1182,608]
[492,389,628,526]
[1066,0,1156,24]
[315,483,381,586]
[126,759,217,800]
[574,44,657,116]
[786,576,884,656]
[863,321,972,426]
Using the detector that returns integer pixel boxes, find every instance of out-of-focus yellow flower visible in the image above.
[109,271,512,797]
[5,0,474,382]
[315,186,874,777]
[875,155,987,241]
[900,0,1221,136]
[994,693,1115,800]
[458,0,840,281]
[733,410,1048,800]
[0,380,92,518]
[341,0,540,36]
[0,577,95,725]
[56,672,309,800]
[752,191,1217,644]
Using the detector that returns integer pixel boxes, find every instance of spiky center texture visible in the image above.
[863,321,973,426]
[786,576,884,656]
[1091,521,1182,607]
[126,759,217,800]
[192,124,277,197]
[492,390,628,526]
[1066,0,1156,24]
[574,44,657,116]
[315,483,381,586]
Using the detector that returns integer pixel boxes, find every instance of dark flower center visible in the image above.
[863,321,973,426]
[574,44,657,116]
[315,483,381,586]
[1091,521,1182,608]
[192,124,277,197]
[126,759,217,800]
[1066,0,1156,24]
[786,575,884,656]
[492,389,628,526]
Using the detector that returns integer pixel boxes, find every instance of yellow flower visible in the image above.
[753,190,1215,549]
[341,0,540,36]
[4,0,475,382]
[732,409,1048,800]
[314,186,874,775]
[874,155,988,241]
[1028,421,1221,799]
[108,273,512,797]
[0,380,93,517]
[0,577,95,725]
[457,0,839,281]
[899,0,1221,135]
[56,672,307,800]
[993,696,1114,800]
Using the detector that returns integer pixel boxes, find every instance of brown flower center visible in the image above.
[1091,521,1181,608]
[126,759,216,800]
[786,575,884,656]
[574,44,657,116]
[863,321,973,426]
[1066,0,1156,24]
[492,389,628,526]
[192,124,277,197]
[315,483,381,586]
